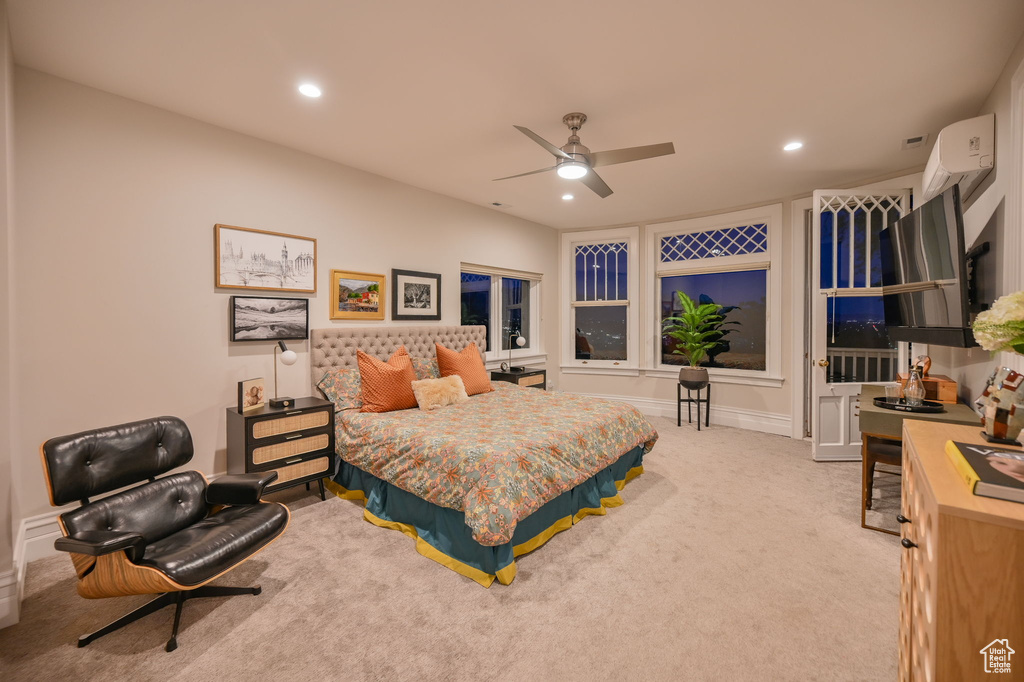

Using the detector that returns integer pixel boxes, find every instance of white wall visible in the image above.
[929,31,1024,398]
[11,67,558,523]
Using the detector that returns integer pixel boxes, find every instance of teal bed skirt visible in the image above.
[325,445,646,587]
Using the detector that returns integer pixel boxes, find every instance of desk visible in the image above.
[857,385,981,534]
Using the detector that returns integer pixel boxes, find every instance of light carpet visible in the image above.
[0,418,900,681]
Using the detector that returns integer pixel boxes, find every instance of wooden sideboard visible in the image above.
[899,421,1024,681]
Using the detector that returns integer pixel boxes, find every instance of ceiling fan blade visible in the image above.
[588,142,675,168]
[514,125,574,160]
[493,165,558,181]
[580,169,613,198]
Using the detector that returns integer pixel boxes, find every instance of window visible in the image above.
[650,205,782,380]
[561,227,640,371]
[660,270,767,370]
[460,264,542,362]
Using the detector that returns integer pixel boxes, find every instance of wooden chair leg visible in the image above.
[865,457,877,510]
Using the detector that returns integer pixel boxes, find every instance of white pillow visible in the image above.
[411,375,469,411]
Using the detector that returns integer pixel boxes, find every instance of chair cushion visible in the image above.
[136,502,289,587]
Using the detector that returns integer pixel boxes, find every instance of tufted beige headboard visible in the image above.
[310,325,487,392]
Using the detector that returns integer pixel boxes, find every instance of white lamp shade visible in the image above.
[516,336,526,347]
[280,349,298,366]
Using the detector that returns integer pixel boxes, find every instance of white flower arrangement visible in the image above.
[973,291,1024,355]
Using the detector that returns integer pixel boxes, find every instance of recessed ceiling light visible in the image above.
[783,141,803,151]
[562,194,574,201]
[298,83,322,98]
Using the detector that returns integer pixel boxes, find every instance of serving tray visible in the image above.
[873,397,946,413]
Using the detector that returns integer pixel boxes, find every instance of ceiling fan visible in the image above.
[494,112,675,198]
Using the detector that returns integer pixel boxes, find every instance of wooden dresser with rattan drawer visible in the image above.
[899,421,1024,682]
[226,397,336,500]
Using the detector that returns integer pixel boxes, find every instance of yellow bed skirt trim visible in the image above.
[322,463,645,587]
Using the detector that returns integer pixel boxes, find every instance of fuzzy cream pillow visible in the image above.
[411,375,469,411]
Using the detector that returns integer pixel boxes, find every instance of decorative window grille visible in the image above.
[660,224,767,263]
[575,242,627,301]
[817,194,903,291]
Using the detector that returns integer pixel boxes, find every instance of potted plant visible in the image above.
[662,291,728,389]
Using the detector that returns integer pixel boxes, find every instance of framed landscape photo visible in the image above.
[238,377,265,412]
[231,296,309,342]
[215,224,317,293]
[392,269,441,321]
[330,270,386,320]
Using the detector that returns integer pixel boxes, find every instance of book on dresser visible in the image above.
[944,440,1024,503]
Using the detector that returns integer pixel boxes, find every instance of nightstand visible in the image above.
[491,368,546,390]
[226,397,336,500]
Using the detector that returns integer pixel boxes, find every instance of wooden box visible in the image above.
[897,372,958,404]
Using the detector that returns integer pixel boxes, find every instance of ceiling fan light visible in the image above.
[557,162,588,180]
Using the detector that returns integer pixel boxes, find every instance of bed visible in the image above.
[311,325,659,586]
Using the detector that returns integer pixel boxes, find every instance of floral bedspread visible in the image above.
[334,383,659,546]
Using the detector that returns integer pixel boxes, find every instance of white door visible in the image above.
[811,190,911,461]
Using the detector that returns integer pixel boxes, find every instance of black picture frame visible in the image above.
[391,269,442,321]
[231,296,309,342]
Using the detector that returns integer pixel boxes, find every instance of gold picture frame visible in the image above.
[330,270,386,320]
[215,224,317,293]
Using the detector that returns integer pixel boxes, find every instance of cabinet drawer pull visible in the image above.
[284,410,303,416]
[285,457,303,464]
[896,514,910,524]
[284,434,304,440]
[901,538,917,549]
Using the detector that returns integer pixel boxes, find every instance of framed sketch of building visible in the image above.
[215,224,317,293]
[392,269,441,321]
[231,296,309,341]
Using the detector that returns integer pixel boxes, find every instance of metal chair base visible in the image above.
[77,584,261,652]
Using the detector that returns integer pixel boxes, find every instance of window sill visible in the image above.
[643,368,785,387]
[560,365,641,377]
[485,353,547,370]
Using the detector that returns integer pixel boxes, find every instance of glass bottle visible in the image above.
[904,367,926,407]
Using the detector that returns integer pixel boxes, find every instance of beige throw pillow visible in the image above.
[411,375,469,411]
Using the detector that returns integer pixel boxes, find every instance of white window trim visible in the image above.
[560,226,640,372]
[646,204,784,383]
[460,263,544,365]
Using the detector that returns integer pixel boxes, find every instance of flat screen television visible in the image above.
[880,184,975,347]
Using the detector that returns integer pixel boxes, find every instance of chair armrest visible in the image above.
[54,530,146,562]
[205,472,279,506]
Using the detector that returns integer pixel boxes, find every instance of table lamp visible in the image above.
[508,334,526,372]
[270,341,298,408]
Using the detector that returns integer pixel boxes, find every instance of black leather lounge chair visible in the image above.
[40,416,290,652]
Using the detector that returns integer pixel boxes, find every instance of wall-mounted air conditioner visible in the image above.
[921,113,994,203]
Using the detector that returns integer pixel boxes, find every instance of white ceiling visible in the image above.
[8,1,1024,230]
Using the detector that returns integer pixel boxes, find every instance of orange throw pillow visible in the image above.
[357,347,418,413]
[435,342,492,396]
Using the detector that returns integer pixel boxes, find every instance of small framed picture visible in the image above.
[330,270,386,320]
[231,296,309,342]
[238,378,265,412]
[392,269,441,321]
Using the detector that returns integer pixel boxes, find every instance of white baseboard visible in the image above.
[0,567,19,629]
[577,392,792,436]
